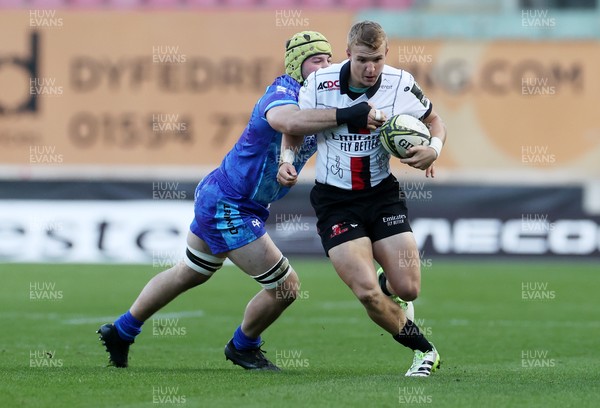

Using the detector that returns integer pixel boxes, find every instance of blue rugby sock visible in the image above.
[232,325,261,351]
[114,310,144,342]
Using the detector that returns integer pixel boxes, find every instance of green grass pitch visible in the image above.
[1,260,598,407]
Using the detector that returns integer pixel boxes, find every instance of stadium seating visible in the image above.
[66,0,132,7]
[200,0,251,8]
[298,0,413,8]
[257,0,301,7]
[294,0,340,7]
[377,0,413,8]
[1,0,23,7]
[65,0,105,7]
[186,0,224,7]
[19,0,68,7]
[0,0,415,9]
[141,0,188,8]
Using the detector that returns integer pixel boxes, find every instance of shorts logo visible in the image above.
[382,214,406,226]
[223,203,238,235]
[317,80,340,91]
[252,219,261,227]
[330,223,349,238]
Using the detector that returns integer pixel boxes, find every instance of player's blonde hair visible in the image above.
[347,21,387,50]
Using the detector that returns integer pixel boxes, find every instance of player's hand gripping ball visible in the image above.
[379,114,431,159]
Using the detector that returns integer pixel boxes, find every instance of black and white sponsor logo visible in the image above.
[317,80,340,91]
[413,218,600,255]
[2,200,599,261]
[383,214,407,226]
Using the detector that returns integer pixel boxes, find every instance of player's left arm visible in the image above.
[400,108,447,174]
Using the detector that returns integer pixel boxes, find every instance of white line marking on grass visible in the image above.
[281,316,364,325]
[62,310,204,325]
[434,319,600,328]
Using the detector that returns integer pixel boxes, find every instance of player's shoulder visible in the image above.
[318,61,346,75]
[302,61,345,91]
[306,61,345,83]
[265,74,301,97]
[382,64,415,83]
[272,74,300,88]
[269,74,301,91]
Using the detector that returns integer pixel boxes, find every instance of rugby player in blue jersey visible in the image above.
[97,31,383,370]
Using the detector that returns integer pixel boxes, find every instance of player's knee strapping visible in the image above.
[184,246,224,276]
[253,256,291,289]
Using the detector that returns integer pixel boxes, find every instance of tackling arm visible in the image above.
[274,103,386,186]
[267,104,337,136]
[266,102,379,136]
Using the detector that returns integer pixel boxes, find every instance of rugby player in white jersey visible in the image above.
[279,21,447,377]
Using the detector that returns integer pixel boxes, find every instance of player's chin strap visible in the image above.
[253,256,292,289]
[428,137,443,158]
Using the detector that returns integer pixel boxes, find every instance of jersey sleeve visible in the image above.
[258,76,300,118]
[398,72,433,120]
[298,71,317,110]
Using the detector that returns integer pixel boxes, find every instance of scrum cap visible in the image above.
[285,31,332,83]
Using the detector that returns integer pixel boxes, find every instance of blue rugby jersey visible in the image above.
[215,75,316,206]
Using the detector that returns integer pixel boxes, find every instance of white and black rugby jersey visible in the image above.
[299,60,432,190]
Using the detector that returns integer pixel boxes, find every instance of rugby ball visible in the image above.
[379,114,430,159]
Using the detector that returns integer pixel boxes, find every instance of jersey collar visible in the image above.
[340,61,382,100]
